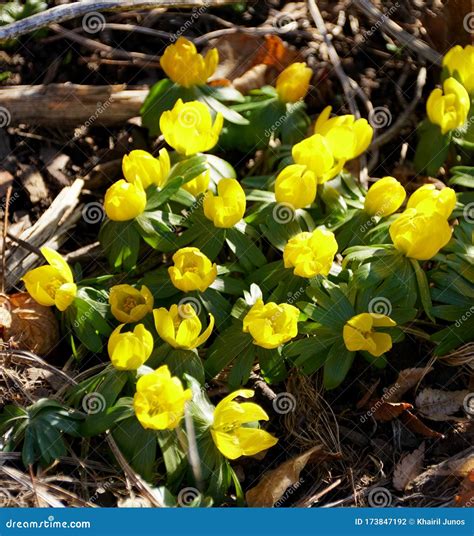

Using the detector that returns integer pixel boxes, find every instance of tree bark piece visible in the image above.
[1,84,148,129]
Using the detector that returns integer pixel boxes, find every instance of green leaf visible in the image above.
[197,90,249,125]
[199,288,231,329]
[81,398,134,437]
[164,348,205,384]
[225,227,266,272]
[99,219,141,271]
[323,342,355,390]
[258,347,287,384]
[227,344,255,389]
[410,258,434,321]
[414,120,450,176]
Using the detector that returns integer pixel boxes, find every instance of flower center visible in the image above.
[122,296,138,313]
[45,278,63,298]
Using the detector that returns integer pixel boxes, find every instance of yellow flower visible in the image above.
[168,247,217,292]
[276,62,312,103]
[426,77,470,134]
[104,179,146,221]
[211,389,278,460]
[283,228,338,278]
[182,169,210,197]
[274,164,317,209]
[292,134,344,184]
[314,106,373,160]
[364,176,406,217]
[122,149,170,189]
[153,304,214,349]
[442,45,474,94]
[406,184,456,219]
[389,208,452,260]
[133,365,192,430]
[107,324,154,370]
[243,298,299,349]
[343,312,396,357]
[109,284,154,323]
[203,178,246,228]
[160,37,218,88]
[22,247,77,311]
[160,99,223,156]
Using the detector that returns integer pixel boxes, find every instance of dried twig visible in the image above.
[1,186,12,293]
[352,0,442,65]
[0,0,238,41]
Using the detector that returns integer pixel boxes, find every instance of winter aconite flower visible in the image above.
[276,62,312,103]
[314,106,373,161]
[22,247,77,311]
[211,389,278,460]
[153,304,214,350]
[182,169,210,197]
[104,180,146,221]
[274,164,317,209]
[160,99,223,156]
[426,77,470,134]
[292,134,344,184]
[109,284,154,324]
[407,184,456,219]
[442,45,474,95]
[283,228,338,278]
[389,209,452,261]
[364,176,406,217]
[203,178,246,228]
[243,299,299,349]
[343,313,396,357]
[122,149,170,189]
[133,365,192,430]
[168,247,217,292]
[108,324,154,370]
[160,37,218,88]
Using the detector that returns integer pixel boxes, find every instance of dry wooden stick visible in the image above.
[1,186,13,293]
[307,0,359,117]
[353,0,442,65]
[0,0,238,41]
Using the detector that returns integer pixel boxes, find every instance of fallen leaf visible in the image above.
[385,367,433,403]
[0,293,59,355]
[245,445,337,507]
[400,411,444,439]
[455,469,474,507]
[356,379,380,409]
[372,401,413,422]
[415,388,469,421]
[210,33,302,91]
[393,442,425,491]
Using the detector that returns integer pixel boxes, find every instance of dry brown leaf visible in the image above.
[245,445,334,507]
[455,470,474,507]
[385,367,433,402]
[415,388,469,421]
[393,442,426,491]
[372,401,413,422]
[210,33,301,92]
[0,292,59,355]
[356,379,380,409]
[401,411,444,439]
